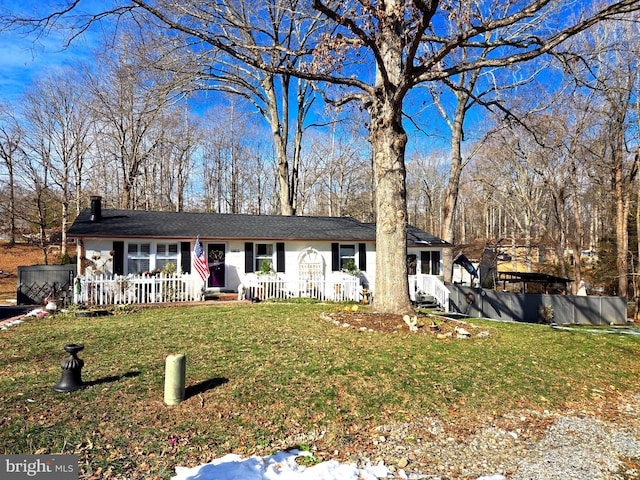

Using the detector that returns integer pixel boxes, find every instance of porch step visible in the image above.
[203,292,238,301]
[413,293,441,310]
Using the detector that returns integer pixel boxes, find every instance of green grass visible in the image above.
[1,303,639,479]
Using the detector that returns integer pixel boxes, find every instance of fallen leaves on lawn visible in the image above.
[320,310,491,339]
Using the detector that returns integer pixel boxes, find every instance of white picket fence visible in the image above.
[73,272,446,308]
[73,273,203,305]
[241,275,363,302]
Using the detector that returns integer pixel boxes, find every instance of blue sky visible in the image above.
[0,33,93,102]
[0,0,101,104]
[0,0,471,157]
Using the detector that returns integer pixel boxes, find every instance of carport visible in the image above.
[497,271,572,294]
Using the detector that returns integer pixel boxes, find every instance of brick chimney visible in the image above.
[90,196,102,222]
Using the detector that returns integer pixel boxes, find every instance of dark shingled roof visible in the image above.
[68,208,451,246]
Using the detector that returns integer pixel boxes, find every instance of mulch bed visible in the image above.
[321,308,489,338]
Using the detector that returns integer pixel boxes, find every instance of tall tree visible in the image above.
[570,16,640,297]
[32,69,93,255]
[302,120,371,218]
[406,151,447,236]
[142,102,198,212]
[87,37,184,209]
[307,0,640,312]
[478,126,548,273]
[19,87,58,263]
[129,1,325,215]
[0,105,23,246]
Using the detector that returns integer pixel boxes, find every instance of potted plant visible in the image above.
[341,259,360,276]
[257,259,275,277]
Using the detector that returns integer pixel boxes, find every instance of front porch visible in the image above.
[72,272,449,309]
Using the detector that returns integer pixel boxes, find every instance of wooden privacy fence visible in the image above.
[449,284,628,325]
[73,273,203,305]
[18,264,77,306]
[241,275,363,302]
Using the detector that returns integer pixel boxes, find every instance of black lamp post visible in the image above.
[53,343,85,392]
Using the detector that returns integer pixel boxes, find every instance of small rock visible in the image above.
[454,326,471,337]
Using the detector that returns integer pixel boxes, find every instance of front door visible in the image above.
[207,243,226,288]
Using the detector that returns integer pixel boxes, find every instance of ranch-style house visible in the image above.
[67,197,452,306]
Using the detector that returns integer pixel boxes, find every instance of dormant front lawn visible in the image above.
[1,302,639,479]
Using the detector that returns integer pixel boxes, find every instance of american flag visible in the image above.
[193,237,210,283]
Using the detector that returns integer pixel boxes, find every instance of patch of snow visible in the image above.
[172,450,402,480]
[172,450,506,480]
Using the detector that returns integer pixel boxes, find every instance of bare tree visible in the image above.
[478,126,549,273]
[570,16,640,297]
[28,69,93,255]
[0,105,23,246]
[140,101,198,212]
[406,151,447,236]
[200,102,255,214]
[306,0,640,311]
[18,87,59,263]
[302,120,370,217]
[86,32,188,209]
[122,1,326,215]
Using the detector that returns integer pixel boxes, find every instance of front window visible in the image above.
[339,244,356,270]
[128,243,150,274]
[156,243,179,272]
[420,251,441,275]
[255,243,274,272]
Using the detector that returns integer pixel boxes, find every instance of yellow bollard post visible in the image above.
[164,354,186,406]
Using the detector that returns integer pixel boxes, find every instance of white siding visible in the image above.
[80,238,450,298]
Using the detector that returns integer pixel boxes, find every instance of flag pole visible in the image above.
[193,236,210,301]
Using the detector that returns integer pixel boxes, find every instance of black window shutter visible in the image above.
[331,243,340,272]
[276,242,285,273]
[245,242,254,273]
[358,243,367,271]
[113,241,124,275]
[180,241,191,273]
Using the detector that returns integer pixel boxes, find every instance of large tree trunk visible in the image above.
[369,108,412,314]
[274,139,295,216]
[367,0,413,315]
[122,180,133,209]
